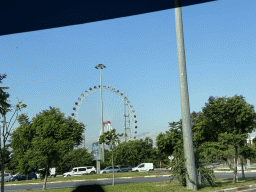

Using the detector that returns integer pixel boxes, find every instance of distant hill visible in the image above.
[133,131,160,148]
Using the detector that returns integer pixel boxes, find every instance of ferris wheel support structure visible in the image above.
[71,86,138,142]
[124,96,130,142]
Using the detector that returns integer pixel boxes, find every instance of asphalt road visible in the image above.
[4,172,256,192]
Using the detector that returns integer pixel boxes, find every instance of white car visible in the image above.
[63,166,96,177]
[0,173,13,182]
[132,163,154,172]
[100,166,121,174]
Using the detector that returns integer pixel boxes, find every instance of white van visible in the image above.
[36,168,56,179]
[63,166,96,177]
[132,163,154,172]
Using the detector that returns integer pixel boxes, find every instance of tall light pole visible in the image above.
[174,0,198,190]
[95,64,106,174]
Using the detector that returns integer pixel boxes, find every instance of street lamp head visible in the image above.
[95,64,106,69]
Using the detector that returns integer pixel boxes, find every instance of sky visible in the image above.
[1,0,256,150]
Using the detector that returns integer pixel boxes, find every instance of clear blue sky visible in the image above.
[1,0,256,150]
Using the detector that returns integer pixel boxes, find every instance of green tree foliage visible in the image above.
[0,145,11,170]
[10,107,85,190]
[0,73,11,115]
[186,95,256,182]
[113,137,159,167]
[202,95,256,183]
[99,129,123,186]
[156,114,216,187]
[17,113,31,126]
[0,73,27,192]
[6,151,19,175]
[99,149,113,169]
[59,148,93,174]
[149,148,169,168]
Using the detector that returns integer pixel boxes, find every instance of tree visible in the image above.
[98,129,123,186]
[6,150,19,175]
[0,145,11,171]
[99,149,113,169]
[201,95,256,183]
[113,137,156,167]
[0,73,11,115]
[47,148,94,176]
[60,148,93,174]
[157,119,190,186]
[10,107,85,190]
[0,73,27,192]
[156,114,216,187]
[238,139,256,178]
[150,148,169,169]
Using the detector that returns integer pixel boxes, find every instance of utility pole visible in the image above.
[95,64,106,173]
[174,0,198,190]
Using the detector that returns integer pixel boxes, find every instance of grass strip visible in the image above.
[20,177,256,192]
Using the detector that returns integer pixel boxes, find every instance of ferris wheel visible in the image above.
[71,85,138,146]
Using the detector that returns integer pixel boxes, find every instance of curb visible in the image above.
[4,175,171,186]
[210,184,256,192]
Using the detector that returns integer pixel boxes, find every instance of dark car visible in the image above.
[119,165,133,172]
[12,173,37,181]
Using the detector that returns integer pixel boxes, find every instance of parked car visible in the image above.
[12,172,20,178]
[100,166,121,174]
[198,162,216,169]
[36,168,56,179]
[132,163,154,172]
[0,173,13,182]
[85,166,96,174]
[63,166,96,177]
[118,165,133,172]
[12,173,37,181]
[166,167,172,170]
[211,161,220,165]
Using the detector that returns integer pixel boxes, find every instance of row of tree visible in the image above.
[0,73,28,192]
[156,95,256,186]
[1,72,256,189]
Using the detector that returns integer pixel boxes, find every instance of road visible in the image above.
[4,172,256,192]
